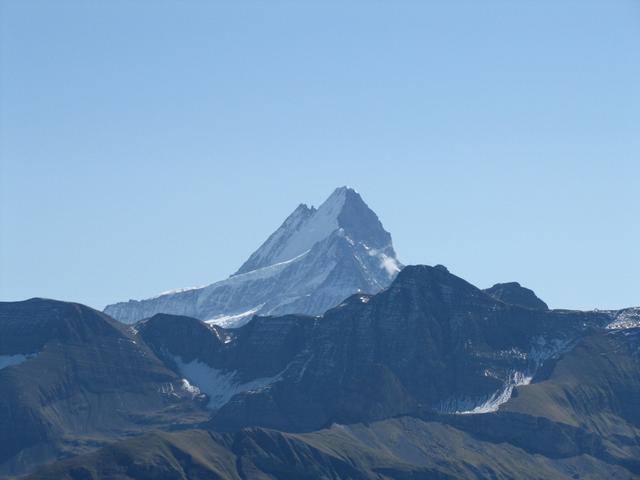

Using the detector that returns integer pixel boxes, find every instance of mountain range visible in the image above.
[1,188,639,479]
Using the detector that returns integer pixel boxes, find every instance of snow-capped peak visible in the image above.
[234,186,388,276]
[104,187,402,326]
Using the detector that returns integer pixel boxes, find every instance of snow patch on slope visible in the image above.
[606,307,640,330]
[231,251,311,279]
[152,286,205,299]
[205,304,264,328]
[439,336,574,415]
[173,356,282,409]
[0,353,37,371]
[455,371,532,414]
[258,188,347,268]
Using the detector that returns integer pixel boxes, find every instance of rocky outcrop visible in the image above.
[483,281,549,310]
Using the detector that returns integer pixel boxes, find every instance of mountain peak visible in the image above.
[234,187,394,276]
[483,282,549,310]
[390,264,476,294]
[327,184,354,196]
[105,187,402,325]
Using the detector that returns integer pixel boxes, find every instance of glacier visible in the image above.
[173,356,282,410]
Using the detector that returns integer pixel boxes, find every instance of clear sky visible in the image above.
[1,0,638,311]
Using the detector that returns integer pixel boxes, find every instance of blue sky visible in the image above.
[1,0,638,311]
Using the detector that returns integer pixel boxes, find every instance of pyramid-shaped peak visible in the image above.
[314,186,361,215]
[234,187,395,276]
[327,185,358,198]
[322,186,365,208]
[105,187,402,325]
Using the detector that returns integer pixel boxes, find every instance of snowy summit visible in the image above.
[104,187,402,327]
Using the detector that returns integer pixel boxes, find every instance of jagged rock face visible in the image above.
[483,281,549,310]
[3,269,640,478]
[502,328,640,430]
[138,313,314,382]
[0,299,206,479]
[441,327,640,474]
[20,322,640,479]
[26,330,640,480]
[138,265,613,432]
[104,187,402,327]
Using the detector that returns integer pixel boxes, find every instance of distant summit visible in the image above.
[235,187,395,276]
[104,187,402,326]
[483,282,549,310]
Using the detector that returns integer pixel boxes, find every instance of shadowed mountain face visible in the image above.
[24,328,640,479]
[23,328,640,480]
[3,266,639,478]
[484,281,549,310]
[0,299,208,479]
[104,187,402,327]
[139,265,614,433]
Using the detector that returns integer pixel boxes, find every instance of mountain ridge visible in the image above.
[6,267,639,479]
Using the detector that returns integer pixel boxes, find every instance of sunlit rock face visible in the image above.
[104,187,402,327]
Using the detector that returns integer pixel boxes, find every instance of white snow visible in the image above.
[440,336,574,415]
[205,304,265,329]
[173,356,282,410]
[263,187,347,267]
[233,187,351,275]
[458,371,532,414]
[159,383,175,395]
[606,307,640,330]
[152,285,205,299]
[0,354,35,371]
[104,186,402,326]
[107,250,312,322]
[230,251,311,280]
[180,378,201,396]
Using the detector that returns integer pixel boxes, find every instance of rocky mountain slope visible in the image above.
[25,327,640,479]
[137,265,615,432]
[483,281,549,310]
[3,266,639,478]
[104,187,402,327]
[0,299,208,479]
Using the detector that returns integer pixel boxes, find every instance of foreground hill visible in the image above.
[25,416,636,480]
